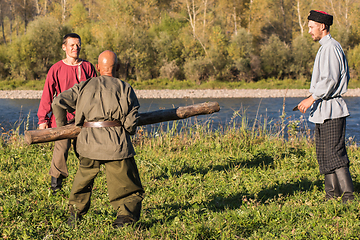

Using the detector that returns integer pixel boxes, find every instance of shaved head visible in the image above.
[96,50,118,76]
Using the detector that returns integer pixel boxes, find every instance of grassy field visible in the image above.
[2,77,360,90]
[1,113,360,239]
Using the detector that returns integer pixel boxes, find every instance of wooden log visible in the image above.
[24,101,220,144]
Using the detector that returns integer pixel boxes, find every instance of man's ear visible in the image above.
[96,64,100,73]
[112,62,121,78]
[321,23,326,31]
[62,44,66,51]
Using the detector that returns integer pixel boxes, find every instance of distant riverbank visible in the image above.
[1,89,360,99]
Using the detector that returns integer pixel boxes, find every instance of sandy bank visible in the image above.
[1,89,360,99]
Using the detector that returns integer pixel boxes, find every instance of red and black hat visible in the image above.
[308,10,333,26]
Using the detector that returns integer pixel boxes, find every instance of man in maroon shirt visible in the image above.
[37,33,97,195]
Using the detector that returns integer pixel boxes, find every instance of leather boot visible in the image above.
[335,167,354,203]
[324,172,340,200]
[51,176,63,195]
[67,211,83,228]
[112,215,135,229]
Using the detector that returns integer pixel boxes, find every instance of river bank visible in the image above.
[2,88,360,99]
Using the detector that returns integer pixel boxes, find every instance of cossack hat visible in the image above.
[308,10,333,26]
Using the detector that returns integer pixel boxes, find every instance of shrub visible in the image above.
[227,28,259,81]
[347,43,360,79]
[117,29,155,81]
[159,60,181,80]
[150,14,185,66]
[0,44,9,80]
[179,29,206,61]
[260,35,290,79]
[8,16,63,80]
[183,57,215,83]
[88,22,156,81]
[68,2,90,29]
[289,35,315,79]
[206,26,229,78]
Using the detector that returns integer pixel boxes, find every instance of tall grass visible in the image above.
[1,112,360,239]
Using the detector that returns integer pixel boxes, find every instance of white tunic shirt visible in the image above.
[309,34,350,124]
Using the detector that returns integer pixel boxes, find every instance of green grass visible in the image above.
[2,77,360,90]
[1,113,360,239]
[0,79,46,90]
[128,78,313,90]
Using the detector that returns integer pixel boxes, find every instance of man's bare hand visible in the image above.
[38,123,48,130]
[298,95,315,113]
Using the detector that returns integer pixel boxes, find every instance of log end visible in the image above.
[24,131,33,145]
[209,102,220,113]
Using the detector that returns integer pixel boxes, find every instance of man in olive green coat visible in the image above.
[52,50,144,228]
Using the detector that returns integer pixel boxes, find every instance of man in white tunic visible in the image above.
[297,10,354,203]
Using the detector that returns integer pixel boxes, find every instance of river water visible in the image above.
[0,97,359,141]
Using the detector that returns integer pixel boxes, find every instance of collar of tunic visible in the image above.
[319,34,331,46]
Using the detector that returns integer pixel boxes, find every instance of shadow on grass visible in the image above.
[206,177,323,212]
[139,201,194,228]
[256,178,323,203]
[139,177,323,230]
[239,152,274,168]
[353,179,360,193]
[148,178,322,215]
[153,145,308,181]
[151,152,277,181]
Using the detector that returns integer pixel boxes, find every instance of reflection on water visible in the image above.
[0,97,359,141]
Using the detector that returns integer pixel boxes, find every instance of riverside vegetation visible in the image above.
[2,77,360,91]
[3,1,360,86]
[1,110,360,239]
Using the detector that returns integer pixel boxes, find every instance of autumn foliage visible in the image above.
[1,0,360,82]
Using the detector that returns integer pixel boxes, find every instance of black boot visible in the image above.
[324,172,340,200]
[67,212,83,228]
[112,215,135,229]
[51,176,63,195]
[335,167,354,203]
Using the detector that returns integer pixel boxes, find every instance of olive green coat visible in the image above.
[52,75,139,160]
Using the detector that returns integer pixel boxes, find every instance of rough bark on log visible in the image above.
[24,101,220,144]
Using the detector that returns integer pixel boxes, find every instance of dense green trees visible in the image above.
[1,0,360,83]
[8,16,65,80]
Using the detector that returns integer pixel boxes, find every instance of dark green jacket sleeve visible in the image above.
[52,81,85,127]
[123,86,139,135]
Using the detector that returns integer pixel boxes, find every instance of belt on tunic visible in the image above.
[83,121,122,128]
[323,95,341,100]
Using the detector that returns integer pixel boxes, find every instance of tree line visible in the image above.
[1,0,360,83]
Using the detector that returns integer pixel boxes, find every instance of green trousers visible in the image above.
[69,156,144,221]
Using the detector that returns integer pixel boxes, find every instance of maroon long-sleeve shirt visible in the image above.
[37,60,97,128]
